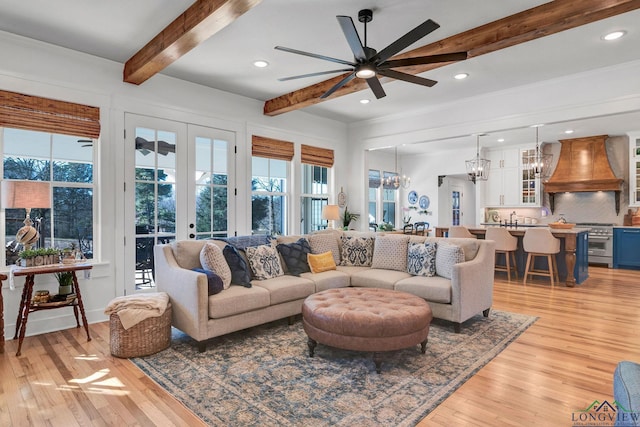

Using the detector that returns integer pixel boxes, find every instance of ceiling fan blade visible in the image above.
[373,19,440,64]
[366,77,386,99]
[336,16,367,62]
[321,72,357,99]
[278,69,354,81]
[380,52,468,68]
[378,69,438,87]
[275,46,355,67]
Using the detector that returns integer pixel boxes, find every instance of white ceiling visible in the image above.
[0,1,639,136]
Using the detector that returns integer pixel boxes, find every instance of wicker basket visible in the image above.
[110,304,172,358]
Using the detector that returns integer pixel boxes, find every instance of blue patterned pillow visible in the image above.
[277,238,311,276]
[222,245,252,287]
[339,235,374,267]
[191,268,224,295]
[407,242,437,276]
[245,244,284,280]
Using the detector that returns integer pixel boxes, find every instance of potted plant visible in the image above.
[55,271,74,296]
[342,206,360,230]
[17,247,60,267]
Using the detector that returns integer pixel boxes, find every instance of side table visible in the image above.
[12,263,93,356]
[0,273,6,354]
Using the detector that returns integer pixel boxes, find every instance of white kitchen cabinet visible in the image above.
[628,132,640,207]
[485,145,539,207]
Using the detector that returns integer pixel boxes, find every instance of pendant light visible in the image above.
[384,146,411,189]
[529,124,553,180]
[466,134,490,182]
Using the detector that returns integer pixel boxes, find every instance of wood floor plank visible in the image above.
[1,266,638,425]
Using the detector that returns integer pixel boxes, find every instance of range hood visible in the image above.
[543,135,623,214]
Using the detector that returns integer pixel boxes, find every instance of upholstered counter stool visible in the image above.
[447,226,476,238]
[486,227,518,281]
[523,228,560,286]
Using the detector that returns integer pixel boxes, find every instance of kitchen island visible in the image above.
[435,226,590,287]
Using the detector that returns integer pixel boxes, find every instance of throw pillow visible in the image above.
[371,234,410,271]
[276,238,311,276]
[339,235,374,267]
[308,251,337,273]
[245,244,284,280]
[407,242,437,276]
[222,245,252,287]
[435,243,465,279]
[200,242,232,289]
[191,268,224,295]
[308,233,341,265]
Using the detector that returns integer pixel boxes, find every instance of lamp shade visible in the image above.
[1,180,51,209]
[322,205,340,221]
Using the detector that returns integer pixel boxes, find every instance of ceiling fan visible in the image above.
[275,9,467,100]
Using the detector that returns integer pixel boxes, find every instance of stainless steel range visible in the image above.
[576,223,614,268]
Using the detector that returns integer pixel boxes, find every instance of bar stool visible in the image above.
[447,226,476,238]
[523,228,560,286]
[486,227,518,281]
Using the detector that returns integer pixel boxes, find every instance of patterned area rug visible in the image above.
[132,310,536,426]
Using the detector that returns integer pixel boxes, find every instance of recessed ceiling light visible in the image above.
[360,99,370,104]
[454,73,469,80]
[253,60,269,68]
[497,138,505,142]
[603,30,626,41]
[564,129,574,134]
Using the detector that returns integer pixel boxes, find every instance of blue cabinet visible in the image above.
[614,228,640,269]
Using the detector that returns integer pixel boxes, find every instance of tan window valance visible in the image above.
[251,135,294,161]
[0,90,100,139]
[301,144,334,168]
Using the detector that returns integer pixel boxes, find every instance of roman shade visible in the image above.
[252,135,294,161]
[0,90,100,138]
[301,144,334,168]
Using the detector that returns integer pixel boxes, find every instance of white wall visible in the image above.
[0,31,348,339]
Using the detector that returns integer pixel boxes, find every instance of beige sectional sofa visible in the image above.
[153,231,495,351]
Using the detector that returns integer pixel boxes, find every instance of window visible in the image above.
[382,171,398,225]
[368,169,380,226]
[300,164,329,233]
[195,137,228,239]
[252,157,288,235]
[3,128,94,265]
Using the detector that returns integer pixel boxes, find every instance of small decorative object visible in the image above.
[337,187,347,208]
[408,190,418,205]
[419,195,430,209]
[33,290,50,304]
[17,247,60,267]
[341,206,360,230]
[557,214,567,224]
[378,222,395,232]
[55,271,74,296]
[548,222,575,229]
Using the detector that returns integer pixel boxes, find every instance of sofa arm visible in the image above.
[450,240,495,322]
[614,361,640,426]
[154,244,209,341]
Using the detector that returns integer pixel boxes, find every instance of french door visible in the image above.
[124,114,235,294]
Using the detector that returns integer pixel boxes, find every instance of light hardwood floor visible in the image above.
[1,266,638,426]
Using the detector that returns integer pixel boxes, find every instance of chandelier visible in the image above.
[384,146,411,189]
[465,134,490,182]
[529,124,553,180]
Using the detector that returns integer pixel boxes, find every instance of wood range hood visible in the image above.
[543,135,623,214]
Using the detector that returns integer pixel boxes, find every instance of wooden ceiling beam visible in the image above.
[264,0,640,116]
[124,0,262,85]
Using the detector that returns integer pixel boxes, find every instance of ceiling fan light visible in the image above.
[355,66,376,79]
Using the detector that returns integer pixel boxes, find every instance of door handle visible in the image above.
[189,233,195,238]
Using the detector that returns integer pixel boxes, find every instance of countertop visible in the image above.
[440,225,591,234]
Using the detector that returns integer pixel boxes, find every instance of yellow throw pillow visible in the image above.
[308,251,337,273]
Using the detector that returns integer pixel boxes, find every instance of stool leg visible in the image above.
[547,255,555,286]
[524,253,532,285]
[511,252,518,279]
[552,254,560,284]
[505,251,512,281]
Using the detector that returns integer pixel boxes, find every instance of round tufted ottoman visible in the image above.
[302,287,432,373]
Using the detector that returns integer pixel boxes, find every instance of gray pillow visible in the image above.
[435,243,465,279]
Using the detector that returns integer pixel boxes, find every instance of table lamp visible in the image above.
[322,204,340,229]
[1,180,51,250]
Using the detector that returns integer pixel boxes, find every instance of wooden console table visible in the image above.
[12,263,92,356]
[0,273,6,354]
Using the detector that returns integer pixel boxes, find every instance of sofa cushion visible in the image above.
[407,242,437,276]
[350,268,411,290]
[191,268,224,295]
[222,245,252,288]
[339,235,374,267]
[200,242,232,289]
[245,244,284,280]
[614,361,640,425]
[276,238,311,276]
[307,251,337,274]
[300,269,350,292]
[172,240,207,270]
[308,233,341,265]
[395,275,452,303]
[371,234,410,271]
[252,275,315,305]
[336,265,371,275]
[435,243,465,279]
[208,285,270,319]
